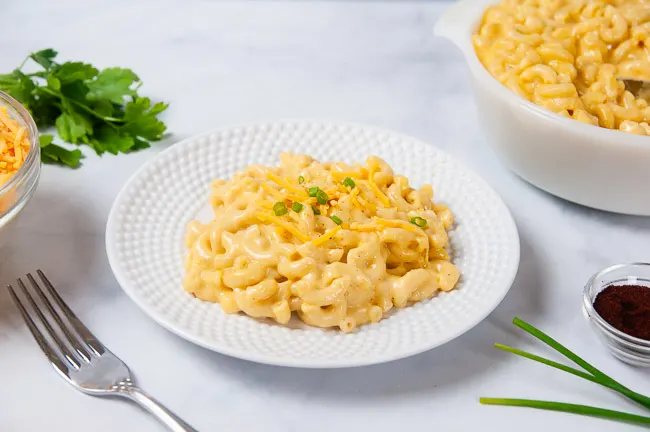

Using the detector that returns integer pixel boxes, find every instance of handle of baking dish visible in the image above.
[434,0,490,49]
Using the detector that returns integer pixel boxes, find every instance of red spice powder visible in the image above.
[593,284,650,341]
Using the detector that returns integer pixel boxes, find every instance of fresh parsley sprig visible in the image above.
[0,49,169,168]
[481,318,650,426]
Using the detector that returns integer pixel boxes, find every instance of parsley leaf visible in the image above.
[93,126,135,155]
[131,137,152,151]
[39,134,53,147]
[39,134,83,168]
[46,75,61,91]
[0,48,169,168]
[30,93,59,127]
[2,70,36,110]
[86,68,139,104]
[122,97,168,141]
[55,111,93,143]
[54,62,98,84]
[29,49,58,69]
[0,72,20,88]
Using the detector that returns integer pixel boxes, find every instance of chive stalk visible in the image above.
[480,399,650,425]
[494,343,650,409]
[480,317,650,424]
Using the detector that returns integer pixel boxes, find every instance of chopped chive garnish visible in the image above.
[298,176,305,184]
[292,202,303,213]
[273,202,287,216]
[342,177,355,188]
[316,189,328,204]
[331,215,343,225]
[311,206,321,215]
[410,216,427,227]
[308,187,319,197]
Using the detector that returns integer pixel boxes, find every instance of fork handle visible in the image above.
[120,384,198,432]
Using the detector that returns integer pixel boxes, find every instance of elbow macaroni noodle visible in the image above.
[473,0,650,135]
[183,153,460,332]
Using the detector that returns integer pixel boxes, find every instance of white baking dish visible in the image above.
[435,0,650,216]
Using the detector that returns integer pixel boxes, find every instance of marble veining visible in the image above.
[1,1,650,431]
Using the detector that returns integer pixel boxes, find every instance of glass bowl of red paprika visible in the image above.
[583,263,650,367]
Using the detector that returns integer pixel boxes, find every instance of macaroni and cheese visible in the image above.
[183,153,460,332]
[473,0,650,135]
[0,105,30,185]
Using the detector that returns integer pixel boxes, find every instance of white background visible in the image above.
[1,1,650,431]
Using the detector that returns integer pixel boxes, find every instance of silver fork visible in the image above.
[8,270,198,432]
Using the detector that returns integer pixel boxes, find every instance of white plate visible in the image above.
[106,121,520,368]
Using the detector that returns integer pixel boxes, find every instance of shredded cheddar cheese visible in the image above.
[258,200,276,209]
[266,172,308,196]
[255,212,311,242]
[261,183,286,202]
[330,170,364,181]
[366,164,391,207]
[248,155,437,252]
[288,210,305,227]
[355,186,377,211]
[368,182,390,207]
[322,188,340,199]
[0,106,30,185]
[374,218,420,233]
[349,222,381,232]
[311,226,342,246]
[349,187,362,209]
[286,194,317,204]
[349,218,420,234]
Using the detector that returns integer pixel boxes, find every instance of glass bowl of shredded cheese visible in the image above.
[0,90,40,248]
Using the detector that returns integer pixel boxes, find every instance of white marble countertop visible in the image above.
[1,1,650,431]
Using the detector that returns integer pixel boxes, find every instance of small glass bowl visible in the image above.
[583,263,650,367]
[0,90,40,249]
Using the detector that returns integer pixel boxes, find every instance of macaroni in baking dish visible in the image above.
[183,153,459,332]
[473,0,650,135]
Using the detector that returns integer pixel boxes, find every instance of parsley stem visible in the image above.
[38,87,125,123]
[18,56,29,70]
[480,398,650,425]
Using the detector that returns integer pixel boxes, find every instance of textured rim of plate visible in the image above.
[106,120,520,368]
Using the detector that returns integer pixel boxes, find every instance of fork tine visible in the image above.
[16,278,81,369]
[8,285,71,374]
[27,273,91,363]
[36,270,105,356]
